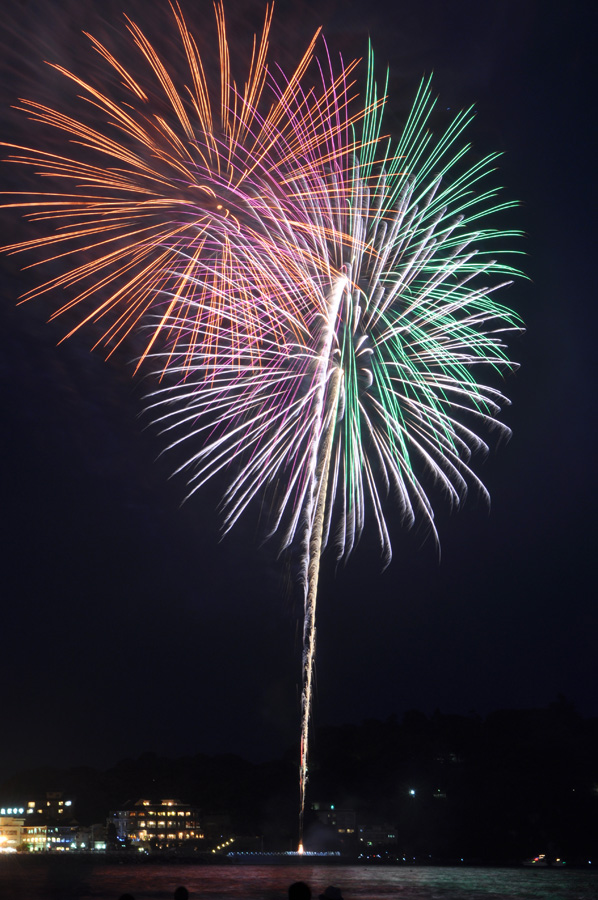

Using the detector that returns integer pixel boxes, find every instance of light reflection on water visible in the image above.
[0,862,596,900]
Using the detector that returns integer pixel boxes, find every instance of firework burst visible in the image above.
[3,7,522,847]
[147,56,523,836]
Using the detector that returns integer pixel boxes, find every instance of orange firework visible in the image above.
[1,2,366,373]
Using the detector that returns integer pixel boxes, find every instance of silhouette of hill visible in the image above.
[2,701,596,861]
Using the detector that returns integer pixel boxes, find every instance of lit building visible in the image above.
[43,791,74,819]
[21,822,49,852]
[0,814,25,852]
[1,794,74,819]
[109,798,203,849]
[312,801,356,835]
[72,823,107,851]
[2,792,78,851]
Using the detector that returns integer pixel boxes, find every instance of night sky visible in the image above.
[1,0,596,782]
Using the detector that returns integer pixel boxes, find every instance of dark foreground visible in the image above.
[0,860,597,900]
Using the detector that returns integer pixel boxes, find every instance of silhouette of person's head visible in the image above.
[289,882,311,900]
[319,888,343,900]
[174,888,189,900]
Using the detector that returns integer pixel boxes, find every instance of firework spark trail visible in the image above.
[3,6,522,849]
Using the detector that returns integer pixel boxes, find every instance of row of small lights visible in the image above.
[1,802,72,816]
[226,851,340,857]
[212,838,235,852]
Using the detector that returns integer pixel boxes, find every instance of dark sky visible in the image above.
[1,0,596,782]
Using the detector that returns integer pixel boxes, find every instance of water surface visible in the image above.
[0,861,595,900]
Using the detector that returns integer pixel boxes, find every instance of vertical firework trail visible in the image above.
[298,274,347,843]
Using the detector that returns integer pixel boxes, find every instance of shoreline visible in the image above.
[0,853,592,869]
